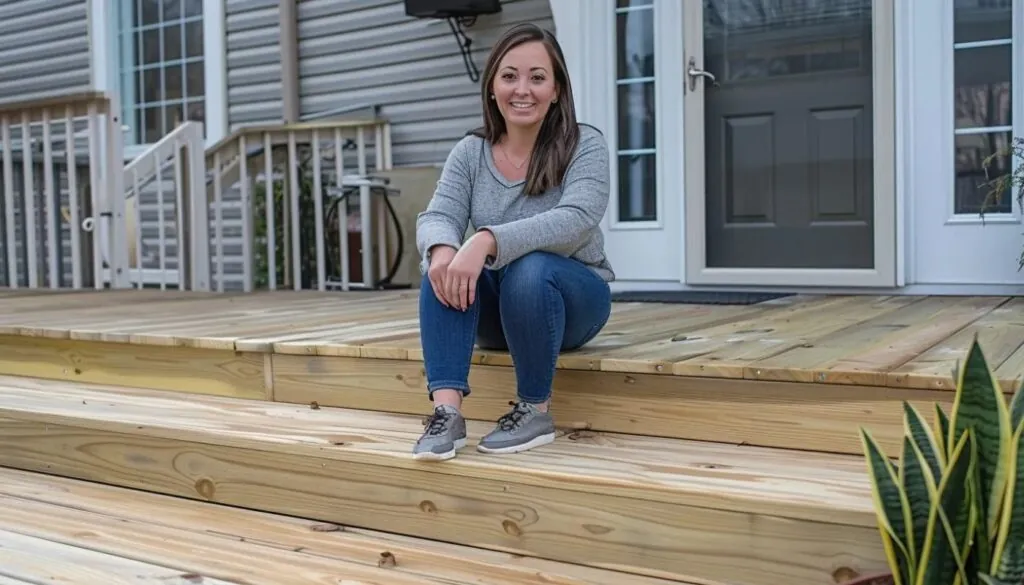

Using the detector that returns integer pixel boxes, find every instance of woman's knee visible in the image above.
[502,251,560,290]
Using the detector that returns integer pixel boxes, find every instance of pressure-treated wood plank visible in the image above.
[0,336,267,400]
[802,296,1008,387]
[0,528,241,584]
[271,353,951,455]
[2,291,1021,391]
[0,469,687,585]
[887,296,1024,390]
[0,377,887,585]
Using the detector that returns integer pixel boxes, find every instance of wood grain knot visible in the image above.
[194,478,216,500]
[502,519,522,537]
[582,524,612,535]
[832,567,859,583]
[378,551,397,567]
[697,463,731,470]
[419,500,438,514]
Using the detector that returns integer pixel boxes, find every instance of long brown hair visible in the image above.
[469,23,579,196]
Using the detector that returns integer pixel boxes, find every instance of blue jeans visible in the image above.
[419,251,611,404]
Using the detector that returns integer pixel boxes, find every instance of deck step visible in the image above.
[0,375,888,585]
[0,468,683,585]
[0,331,955,457]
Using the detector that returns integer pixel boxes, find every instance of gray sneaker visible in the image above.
[412,405,467,461]
[477,401,556,454]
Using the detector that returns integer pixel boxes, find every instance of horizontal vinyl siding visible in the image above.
[0,0,91,104]
[226,0,283,127]
[297,0,555,167]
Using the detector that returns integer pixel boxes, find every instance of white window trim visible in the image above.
[89,0,228,149]
[941,0,1024,226]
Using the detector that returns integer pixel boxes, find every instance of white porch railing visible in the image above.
[0,92,127,290]
[1,92,397,294]
[204,119,394,293]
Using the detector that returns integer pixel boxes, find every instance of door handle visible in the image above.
[687,56,719,91]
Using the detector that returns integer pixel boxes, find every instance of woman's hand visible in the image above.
[427,245,458,308]
[444,231,497,311]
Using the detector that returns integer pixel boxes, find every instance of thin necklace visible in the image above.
[500,142,529,169]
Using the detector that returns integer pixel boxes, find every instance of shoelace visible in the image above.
[424,408,454,436]
[496,401,531,431]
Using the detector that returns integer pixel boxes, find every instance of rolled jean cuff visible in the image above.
[427,380,472,399]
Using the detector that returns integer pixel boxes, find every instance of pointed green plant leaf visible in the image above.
[1009,380,1024,432]
[947,338,1011,543]
[991,421,1024,580]
[917,430,974,585]
[905,402,943,480]
[861,428,912,585]
[935,403,950,464]
[901,435,932,571]
[978,573,1018,585]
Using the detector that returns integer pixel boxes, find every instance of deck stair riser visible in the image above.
[0,376,887,585]
[0,468,686,585]
[0,332,966,457]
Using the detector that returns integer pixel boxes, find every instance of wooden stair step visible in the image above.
[0,468,680,585]
[0,375,888,585]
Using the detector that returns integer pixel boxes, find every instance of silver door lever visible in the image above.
[687,57,718,91]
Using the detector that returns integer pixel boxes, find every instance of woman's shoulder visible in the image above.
[574,123,608,156]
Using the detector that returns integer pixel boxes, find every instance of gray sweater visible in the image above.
[415,124,615,282]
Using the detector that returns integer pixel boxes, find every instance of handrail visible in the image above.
[119,121,208,291]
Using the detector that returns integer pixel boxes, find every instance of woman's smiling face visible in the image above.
[490,40,559,131]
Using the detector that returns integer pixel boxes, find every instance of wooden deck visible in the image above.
[6,288,1008,584]
[0,468,684,585]
[0,288,1019,391]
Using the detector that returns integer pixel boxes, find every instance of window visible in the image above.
[116,0,206,145]
[952,0,1014,214]
[614,0,657,222]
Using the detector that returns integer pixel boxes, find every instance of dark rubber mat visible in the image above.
[610,291,795,305]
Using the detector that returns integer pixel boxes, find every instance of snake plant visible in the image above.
[859,337,1024,585]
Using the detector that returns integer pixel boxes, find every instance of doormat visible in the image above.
[610,291,795,305]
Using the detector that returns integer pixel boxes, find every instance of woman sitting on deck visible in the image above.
[413,23,614,460]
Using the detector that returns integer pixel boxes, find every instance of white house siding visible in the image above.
[226,0,283,128]
[297,0,556,167]
[0,0,91,105]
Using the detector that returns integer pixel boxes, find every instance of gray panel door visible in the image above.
[701,0,875,270]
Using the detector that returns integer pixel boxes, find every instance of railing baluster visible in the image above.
[172,143,185,290]
[312,129,325,291]
[42,109,58,288]
[21,113,37,288]
[1,116,16,288]
[65,107,81,289]
[287,130,300,290]
[132,167,142,287]
[86,104,102,289]
[239,134,252,293]
[213,150,223,293]
[334,128,348,291]
[356,127,371,289]
[263,132,275,291]
[155,151,166,290]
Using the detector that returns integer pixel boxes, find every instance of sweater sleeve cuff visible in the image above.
[478,225,521,270]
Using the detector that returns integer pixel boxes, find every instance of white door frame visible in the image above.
[681,0,899,288]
